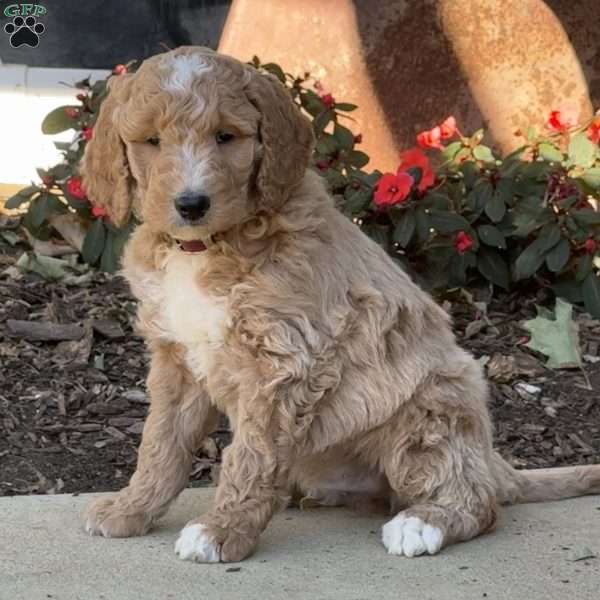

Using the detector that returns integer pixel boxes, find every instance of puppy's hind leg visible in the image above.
[85,342,218,538]
[380,380,498,557]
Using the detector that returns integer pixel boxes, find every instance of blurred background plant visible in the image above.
[6,58,600,317]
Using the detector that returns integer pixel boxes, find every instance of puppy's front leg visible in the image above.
[175,412,289,563]
[85,342,218,537]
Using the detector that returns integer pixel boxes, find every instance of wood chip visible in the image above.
[5,319,85,341]
[92,319,125,339]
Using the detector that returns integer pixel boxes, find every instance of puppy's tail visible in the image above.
[492,452,600,504]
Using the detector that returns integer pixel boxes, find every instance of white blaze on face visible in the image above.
[179,140,214,196]
[163,53,212,93]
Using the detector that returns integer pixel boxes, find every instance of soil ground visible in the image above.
[1,231,599,497]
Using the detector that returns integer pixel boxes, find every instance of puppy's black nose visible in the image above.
[175,193,210,221]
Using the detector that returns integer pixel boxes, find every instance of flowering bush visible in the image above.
[4,63,137,272]
[334,108,600,318]
[6,57,600,318]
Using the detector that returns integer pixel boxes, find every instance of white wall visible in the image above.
[0,64,109,184]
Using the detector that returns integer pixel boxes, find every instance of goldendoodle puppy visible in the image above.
[81,46,600,562]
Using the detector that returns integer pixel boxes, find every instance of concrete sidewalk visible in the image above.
[1,489,599,600]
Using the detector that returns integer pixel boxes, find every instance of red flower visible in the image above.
[587,118,600,144]
[64,107,79,119]
[112,64,128,75]
[417,127,443,150]
[373,172,414,207]
[547,107,577,133]
[417,116,457,150]
[91,205,107,218]
[584,238,597,254]
[439,116,457,139]
[316,159,331,171]
[455,231,474,254]
[66,176,87,200]
[397,147,435,192]
[81,127,94,141]
[321,93,335,109]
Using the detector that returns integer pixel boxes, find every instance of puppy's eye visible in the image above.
[215,131,235,144]
[146,137,160,147]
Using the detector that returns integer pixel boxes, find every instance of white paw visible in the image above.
[84,518,103,536]
[174,524,220,563]
[382,514,443,557]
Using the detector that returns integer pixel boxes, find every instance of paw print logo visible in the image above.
[4,16,45,48]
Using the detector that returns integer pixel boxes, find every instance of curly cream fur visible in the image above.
[82,47,600,562]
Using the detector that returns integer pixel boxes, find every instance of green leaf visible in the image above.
[82,219,107,265]
[415,207,431,243]
[511,195,552,237]
[421,192,450,212]
[460,161,480,190]
[345,150,370,169]
[41,106,79,134]
[262,62,286,83]
[109,223,132,261]
[334,103,357,112]
[313,109,334,135]
[524,299,581,368]
[393,210,416,248]
[333,124,355,150]
[300,90,324,117]
[582,273,600,318]
[363,223,389,249]
[571,209,600,226]
[568,132,597,168]
[48,163,71,180]
[29,195,49,228]
[473,145,496,163]
[28,193,68,228]
[485,190,506,223]
[477,247,510,289]
[538,223,561,251]
[315,133,338,156]
[441,141,463,162]
[477,224,506,249]
[4,185,39,209]
[350,170,381,187]
[100,229,120,273]
[577,253,594,281]
[429,211,470,233]
[467,180,493,216]
[538,142,564,163]
[499,147,528,177]
[581,167,600,190]
[545,238,570,273]
[323,168,347,190]
[514,228,558,280]
[344,187,371,214]
[526,126,538,141]
[0,231,20,246]
[15,252,71,281]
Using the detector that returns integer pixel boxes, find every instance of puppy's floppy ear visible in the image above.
[81,75,134,227]
[245,70,315,211]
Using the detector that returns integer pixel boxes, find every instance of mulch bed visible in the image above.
[1,232,599,497]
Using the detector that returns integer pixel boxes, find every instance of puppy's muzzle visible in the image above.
[175,193,210,222]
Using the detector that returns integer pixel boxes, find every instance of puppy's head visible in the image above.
[81,47,314,251]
